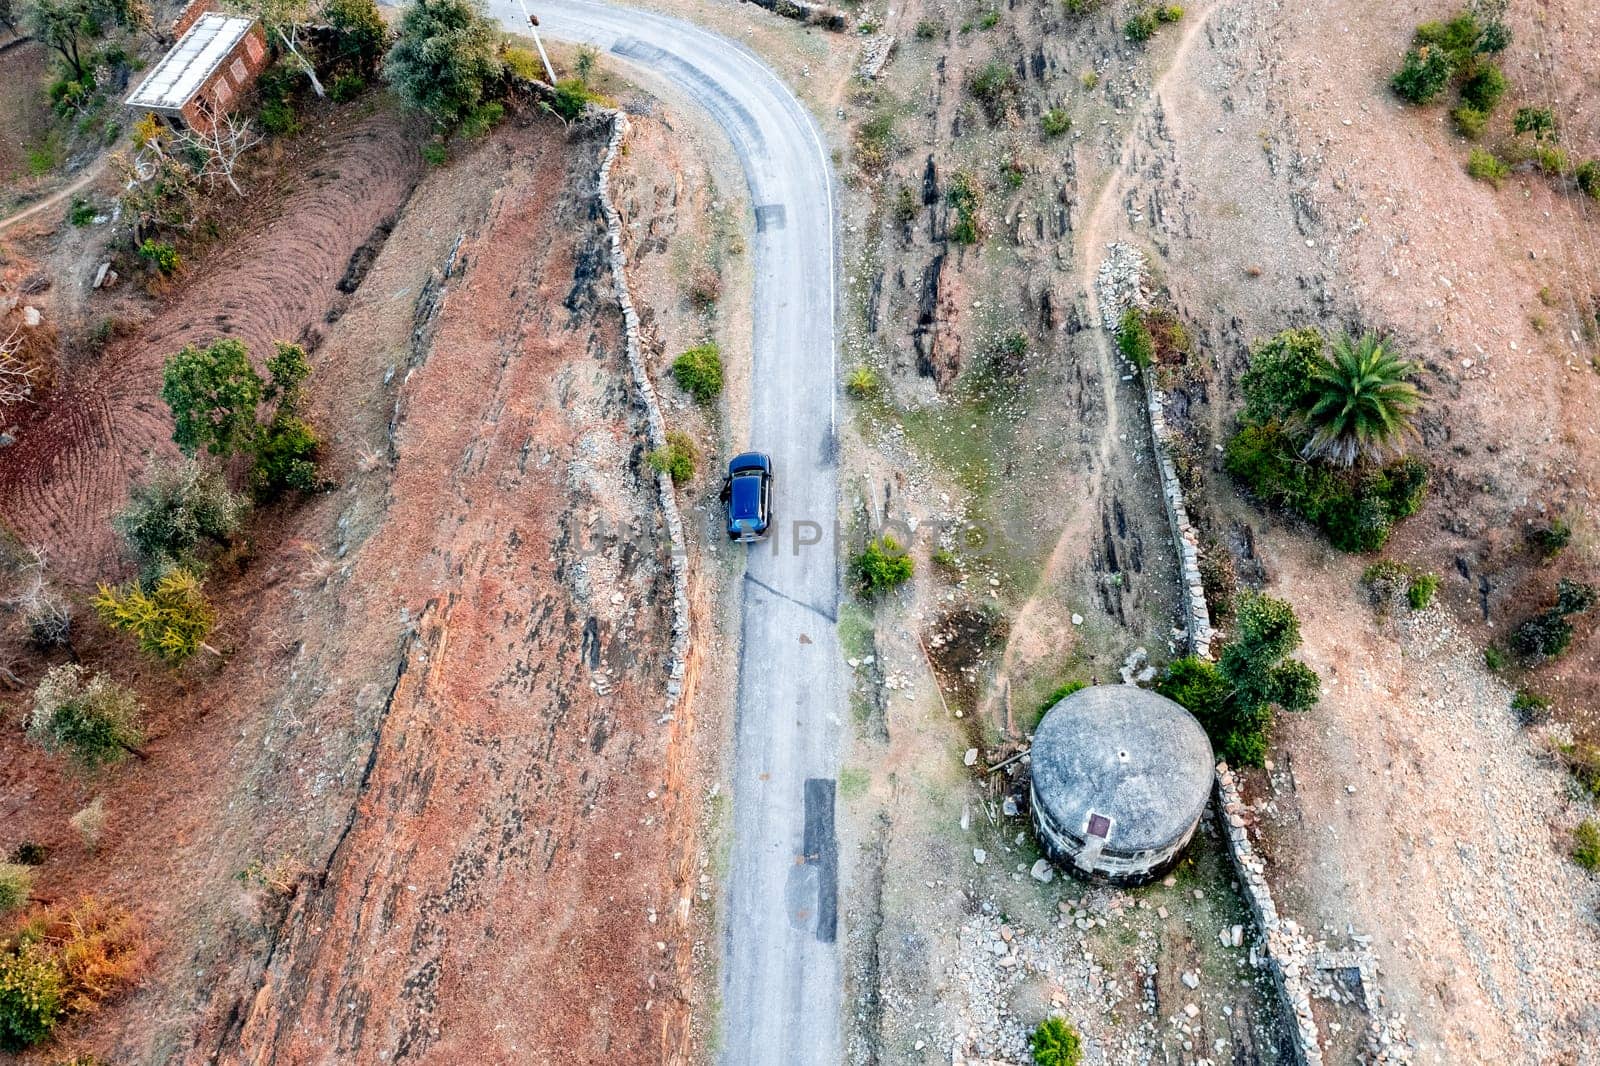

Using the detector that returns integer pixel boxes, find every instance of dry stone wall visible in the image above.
[1094,243,1213,658]
[595,110,692,714]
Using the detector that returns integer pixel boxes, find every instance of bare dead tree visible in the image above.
[5,545,73,653]
[0,326,38,408]
[176,112,263,196]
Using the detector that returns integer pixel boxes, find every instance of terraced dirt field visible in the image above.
[0,105,425,577]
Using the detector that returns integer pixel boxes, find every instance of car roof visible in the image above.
[728,451,771,474]
[730,474,762,519]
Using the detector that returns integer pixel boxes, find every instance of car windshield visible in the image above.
[730,473,762,520]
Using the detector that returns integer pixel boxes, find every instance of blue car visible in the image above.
[722,451,773,542]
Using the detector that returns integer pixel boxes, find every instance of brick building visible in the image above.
[125,2,269,133]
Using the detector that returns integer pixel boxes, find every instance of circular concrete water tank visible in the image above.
[1030,684,1214,886]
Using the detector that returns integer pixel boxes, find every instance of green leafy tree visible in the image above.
[322,0,388,74]
[114,458,246,580]
[383,0,503,123]
[1029,1017,1083,1066]
[161,339,265,458]
[226,0,326,95]
[26,665,147,769]
[93,568,216,666]
[1298,334,1421,467]
[1240,328,1322,424]
[1460,62,1506,112]
[23,0,92,79]
[1159,592,1319,765]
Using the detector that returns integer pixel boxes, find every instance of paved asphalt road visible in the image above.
[482,3,845,1061]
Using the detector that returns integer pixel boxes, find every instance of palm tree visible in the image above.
[1297,333,1421,466]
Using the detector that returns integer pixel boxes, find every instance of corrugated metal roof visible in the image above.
[125,13,255,111]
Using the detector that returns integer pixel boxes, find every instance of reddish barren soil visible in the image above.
[2,108,695,1065]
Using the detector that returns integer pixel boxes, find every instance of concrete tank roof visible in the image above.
[1031,684,1214,854]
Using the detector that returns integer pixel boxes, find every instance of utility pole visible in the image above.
[516,0,558,83]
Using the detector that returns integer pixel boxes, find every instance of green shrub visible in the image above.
[1041,108,1071,137]
[1029,1016,1083,1066]
[1460,62,1506,112]
[422,143,447,166]
[1577,161,1600,200]
[1528,517,1571,558]
[1081,70,1099,89]
[1038,680,1086,713]
[1483,644,1507,671]
[1510,687,1551,725]
[259,100,299,135]
[93,568,215,667]
[1155,4,1182,21]
[647,431,696,484]
[0,945,64,1051]
[1391,47,1455,104]
[549,78,597,122]
[1563,743,1600,800]
[329,73,366,101]
[1451,105,1487,139]
[1063,0,1102,13]
[855,112,895,171]
[1574,820,1600,873]
[137,239,181,276]
[7,845,47,868]
[671,343,724,404]
[968,61,1020,123]
[1535,144,1570,176]
[1240,328,1322,424]
[1512,611,1572,661]
[852,535,914,597]
[1414,13,1485,66]
[1466,146,1509,186]
[1513,106,1556,140]
[947,171,982,244]
[25,665,146,771]
[978,9,999,29]
[250,413,323,499]
[114,458,246,581]
[67,196,95,227]
[502,44,542,81]
[0,866,32,916]
[1509,580,1590,664]
[846,366,880,399]
[914,18,943,38]
[1124,11,1157,42]
[1407,571,1439,610]
[892,184,919,225]
[1116,307,1154,368]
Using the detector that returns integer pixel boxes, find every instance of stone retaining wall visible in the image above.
[1144,379,1213,659]
[1214,763,1324,1066]
[595,110,692,715]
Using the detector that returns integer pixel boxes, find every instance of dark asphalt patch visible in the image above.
[755,203,787,232]
[803,777,838,943]
[609,37,666,62]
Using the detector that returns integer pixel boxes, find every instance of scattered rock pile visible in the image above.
[1093,241,1147,330]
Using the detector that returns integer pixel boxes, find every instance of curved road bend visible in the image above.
[481,2,845,1061]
